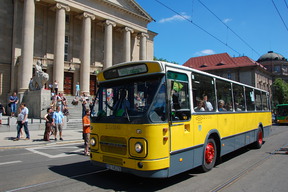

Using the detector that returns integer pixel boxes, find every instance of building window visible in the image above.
[228,73,231,79]
[65,36,69,61]
[274,66,281,74]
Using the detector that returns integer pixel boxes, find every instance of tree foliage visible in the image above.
[153,56,178,64]
[272,78,288,105]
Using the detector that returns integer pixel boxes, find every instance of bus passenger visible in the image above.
[194,100,205,112]
[203,94,213,111]
[218,100,227,111]
[226,102,233,111]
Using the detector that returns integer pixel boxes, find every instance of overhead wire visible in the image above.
[197,0,261,56]
[271,0,288,32]
[154,0,241,55]
[284,0,288,11]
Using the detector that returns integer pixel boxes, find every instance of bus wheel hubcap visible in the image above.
[205,143,215,164]
[258,131,263,145]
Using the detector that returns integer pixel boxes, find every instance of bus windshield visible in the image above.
[92,75,164,124]
[277,105,288,116]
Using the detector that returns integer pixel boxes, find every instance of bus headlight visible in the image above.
[135,142,143,153]
[90,137,96,146]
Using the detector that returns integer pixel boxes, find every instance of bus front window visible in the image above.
[92,77,162,123]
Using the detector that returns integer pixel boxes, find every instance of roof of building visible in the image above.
[183,53,266,71]
[257,51,286,62]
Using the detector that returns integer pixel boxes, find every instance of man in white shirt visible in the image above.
[14,103,30,141]
[203,94,214,111]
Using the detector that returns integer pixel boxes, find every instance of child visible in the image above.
[82,109,91,156]
[0,101,6,124]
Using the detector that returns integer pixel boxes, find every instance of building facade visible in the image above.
[257,51,288,82]
[183,53,272,93]
[0,0,156,104]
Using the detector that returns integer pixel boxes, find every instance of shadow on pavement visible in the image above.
[49,161,196,191]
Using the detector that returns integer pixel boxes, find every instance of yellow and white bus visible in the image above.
[90,61,271,178]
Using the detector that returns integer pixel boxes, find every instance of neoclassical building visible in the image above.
[0,0,156,103]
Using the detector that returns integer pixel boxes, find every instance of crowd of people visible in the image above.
[1,82,92,155]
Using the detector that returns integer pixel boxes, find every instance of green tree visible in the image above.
[272,78,288,104]
[154,56,178,64]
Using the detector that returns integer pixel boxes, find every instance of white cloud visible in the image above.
[194,49,216,56]
[223,18,232,24]
[159,13,191,23]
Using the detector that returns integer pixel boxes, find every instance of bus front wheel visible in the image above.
[200,138,217,172]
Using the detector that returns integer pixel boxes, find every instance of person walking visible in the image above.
[53,80,58,95]
[82,109,91,156]
[9,92,18,117]
[0,101,6,124]
[75,82,80,97]
[13,103,30,141]
[52,106,64,141]
[43,108,53,141]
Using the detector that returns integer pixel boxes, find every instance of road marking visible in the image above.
[26,144,83,158]
[6,169,107,192]
[0,160,22,166]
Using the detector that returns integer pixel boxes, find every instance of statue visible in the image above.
[29,60,49,91]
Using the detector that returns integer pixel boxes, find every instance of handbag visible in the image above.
[8,103,11,107]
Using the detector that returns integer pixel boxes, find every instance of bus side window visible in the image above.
[245,87,255,111]
[192,72,216,112]
[262,92,268,110]
[255,90,262,111]
[216,79,232,112]
[233,84,245,111]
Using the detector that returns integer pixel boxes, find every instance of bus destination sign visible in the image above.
[104,64,147,79]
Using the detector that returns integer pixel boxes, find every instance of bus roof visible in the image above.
[97,60,269,93]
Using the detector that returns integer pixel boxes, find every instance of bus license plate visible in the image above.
[106,164,122,172]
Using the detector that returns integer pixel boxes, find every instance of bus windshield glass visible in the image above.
[277,105,288,116]
[92,75,164,123]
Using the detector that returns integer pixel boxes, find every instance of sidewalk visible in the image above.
[0,120,83,149]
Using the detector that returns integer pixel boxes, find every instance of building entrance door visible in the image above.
[64,72,73,95]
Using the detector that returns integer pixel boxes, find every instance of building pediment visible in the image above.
[51,0,154,31]
[103,0,154,22]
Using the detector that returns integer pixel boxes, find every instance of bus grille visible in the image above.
[103,155,123,166]
[100,136,127,155]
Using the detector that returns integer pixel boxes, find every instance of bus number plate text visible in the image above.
[106,164,122,172]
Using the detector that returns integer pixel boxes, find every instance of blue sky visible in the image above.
[136,0,288,64]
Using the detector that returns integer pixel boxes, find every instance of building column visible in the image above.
[19,0,38,94]
[123,27,134,62]
[53,3,70,93]
[104,20,116,69]
[80,12,95,95]
[139,32,149,60]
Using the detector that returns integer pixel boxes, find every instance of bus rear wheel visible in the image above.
[200,138,217,172]
[253,128,263,149]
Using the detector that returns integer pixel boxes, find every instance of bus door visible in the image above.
[166,70,193,152]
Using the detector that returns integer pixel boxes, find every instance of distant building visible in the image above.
[0,0,156,103]
[183,53,272,93]
[257,51,288,82]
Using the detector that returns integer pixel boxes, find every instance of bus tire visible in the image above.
[200,138,217,172]
[253,128,263,149]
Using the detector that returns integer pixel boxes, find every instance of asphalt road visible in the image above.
[0,124,288,192]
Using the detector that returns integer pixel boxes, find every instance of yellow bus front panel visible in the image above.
[90,123,170,173]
